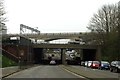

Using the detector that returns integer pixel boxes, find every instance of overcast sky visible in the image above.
[4,0,120,33]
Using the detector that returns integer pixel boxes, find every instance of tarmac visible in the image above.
[60,65,119,80]
[1,65,120,80]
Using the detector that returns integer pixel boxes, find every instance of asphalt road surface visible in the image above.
[71,65,119,78]
[4,65,119,80]
[5,65,84,78]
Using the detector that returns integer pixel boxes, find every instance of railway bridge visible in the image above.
[2,33,101,65]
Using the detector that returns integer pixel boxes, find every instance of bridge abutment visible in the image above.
[95,47,101,61]
[61,49,67,65]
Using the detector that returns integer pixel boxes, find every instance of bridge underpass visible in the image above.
[18,24,101,64]
[32,44,101,65]
[33,48,62,64]
[82,49,96,61]
[33,48,43,64]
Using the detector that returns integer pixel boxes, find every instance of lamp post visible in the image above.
[16,44,21,69]
[18,56,21,69]
[19,51,24,69]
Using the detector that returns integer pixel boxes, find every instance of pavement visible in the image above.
[1,66,20,78]
[1,64,36,78]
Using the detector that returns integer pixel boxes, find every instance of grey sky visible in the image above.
[4,0,120,33]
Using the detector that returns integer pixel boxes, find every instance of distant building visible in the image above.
[0,23,7,34]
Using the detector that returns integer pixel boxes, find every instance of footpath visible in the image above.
[1,65,36,78]
[1,66,20,78]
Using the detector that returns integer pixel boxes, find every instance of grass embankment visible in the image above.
[0,54,17,68]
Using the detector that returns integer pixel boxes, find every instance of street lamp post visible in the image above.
[17,48,24,69]
[16,45,21,69]
[18,56,21,69]
[19,51,24,69]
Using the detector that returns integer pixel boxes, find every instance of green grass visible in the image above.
[1,54,18,68]
[0,53,2,68]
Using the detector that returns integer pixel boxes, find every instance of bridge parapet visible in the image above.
[33,43,99,49]
[4,32,86,41]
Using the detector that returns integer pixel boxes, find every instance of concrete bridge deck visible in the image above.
[3,32,86,41]
[33,43,98,49]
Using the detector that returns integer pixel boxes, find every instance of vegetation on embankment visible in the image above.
[0,54,17,68]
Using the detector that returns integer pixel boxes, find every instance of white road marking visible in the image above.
[62,67,86,78]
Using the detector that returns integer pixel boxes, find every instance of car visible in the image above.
[99,61,110,70]
[91,61,100,69]
[84,61,88,67]
[81,61,85,66]
[49,60,56,65]
[87,61,92,67]
[110,61,120,73]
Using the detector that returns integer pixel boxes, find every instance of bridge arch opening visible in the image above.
[48,39,71,44]
[33,48,44,64]
[82,49,96,61]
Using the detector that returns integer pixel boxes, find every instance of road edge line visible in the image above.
[59,65,91,80]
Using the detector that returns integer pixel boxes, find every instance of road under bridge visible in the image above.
[32,43,101,64]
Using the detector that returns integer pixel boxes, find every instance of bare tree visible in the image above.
[0,0,6,31]
[118,2,120,38]
[117,1,120,60]
[87,4,118,44]
[87,3,119,61]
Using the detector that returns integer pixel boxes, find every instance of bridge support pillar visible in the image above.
[75,49,81,64]
[61,49,67,65]
[80,49,83,61]
[96,47,101,61]
[75,49,81,56]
